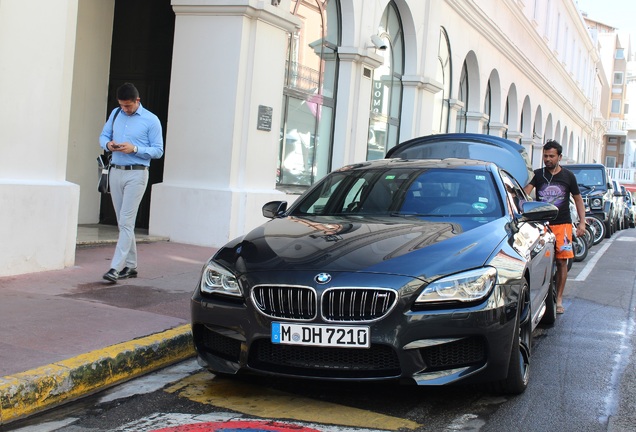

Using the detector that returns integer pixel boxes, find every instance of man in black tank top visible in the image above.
[524,140,586,315]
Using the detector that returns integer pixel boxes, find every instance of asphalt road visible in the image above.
[6,229,636,432]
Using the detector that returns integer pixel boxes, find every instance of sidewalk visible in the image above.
[0,225,216,425]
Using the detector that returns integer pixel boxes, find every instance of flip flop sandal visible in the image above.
[557,306,565,314]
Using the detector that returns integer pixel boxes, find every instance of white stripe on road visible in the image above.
[571,237,615,282]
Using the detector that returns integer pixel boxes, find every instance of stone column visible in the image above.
[150,1,299,246]
[0,0,83,276]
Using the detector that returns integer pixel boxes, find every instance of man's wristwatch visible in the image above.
[133,145,138,153]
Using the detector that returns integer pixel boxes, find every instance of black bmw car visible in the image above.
[191,142,558,394]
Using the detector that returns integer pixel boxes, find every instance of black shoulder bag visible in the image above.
[97,108,122,194]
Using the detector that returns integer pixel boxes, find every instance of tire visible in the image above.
[584,226,594,248]
[605,220,612,238]
[586,216,605,245]
[494,282,531,395]
[567,257,573,271]
[540,264,557,326]
[573,235,588,262]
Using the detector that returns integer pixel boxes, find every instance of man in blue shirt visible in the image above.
[99,83,164,282]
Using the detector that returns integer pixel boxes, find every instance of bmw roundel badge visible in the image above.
[315,272,332,284]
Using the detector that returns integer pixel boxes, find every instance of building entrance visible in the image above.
[99,0,175,228]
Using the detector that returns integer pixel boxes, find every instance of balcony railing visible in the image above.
[607,167,636,184]
[603,119,636,132]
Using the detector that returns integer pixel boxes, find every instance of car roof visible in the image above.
[385,133,531,185]
[564,163,607,169]
[337,157,496,172]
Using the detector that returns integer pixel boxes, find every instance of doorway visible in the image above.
[99,0,175,229]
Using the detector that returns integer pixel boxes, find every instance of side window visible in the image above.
[501,171,527,214]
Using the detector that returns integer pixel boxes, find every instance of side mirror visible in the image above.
[517,201,558,222]
[262,201,288,219]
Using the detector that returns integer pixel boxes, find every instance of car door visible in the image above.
[500,171,553,318]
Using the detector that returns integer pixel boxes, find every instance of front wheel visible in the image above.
[586,216,605,245]
[573,235,588,262]
[493,282,531,394]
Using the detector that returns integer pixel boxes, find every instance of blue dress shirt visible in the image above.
[99,104,164,166]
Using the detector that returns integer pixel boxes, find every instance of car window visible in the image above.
[568,167,605,187]
[292,167,503,218]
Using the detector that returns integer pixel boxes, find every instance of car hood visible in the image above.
[214,216,509,280]
[578,187,607,198]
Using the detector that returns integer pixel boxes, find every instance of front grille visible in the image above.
[252,285,317,320]
[194,325,242,362]
[419,336,486,371]
[322,288,397,322]
[248,339,401,378]
[252,285,397,322]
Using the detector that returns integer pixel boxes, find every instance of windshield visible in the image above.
[568,167,606,188]
[291,167,503,218]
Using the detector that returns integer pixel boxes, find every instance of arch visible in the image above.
[554,121,561,146]
[520,96,532,140]
[561,127,569,157]
[391,0,418,76]
[483,69,502,135]
[505,84,519,135]
[456,51,480,132]
[432,26,452,134]
[463,51,481,112]
[533,105,543,141]
[367,0,405,159]
[278,0,342,187]
[544,114,554,142]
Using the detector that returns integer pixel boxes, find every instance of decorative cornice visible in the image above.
[172,1,300,32]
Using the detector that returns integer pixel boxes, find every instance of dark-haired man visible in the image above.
[524,140,586,314]
[99,83,164,282]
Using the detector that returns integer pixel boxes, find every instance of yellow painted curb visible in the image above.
[0,324,194,425]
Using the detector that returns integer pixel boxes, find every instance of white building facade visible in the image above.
[0,0,607,276]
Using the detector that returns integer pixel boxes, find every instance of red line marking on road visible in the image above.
[152,420,325,432]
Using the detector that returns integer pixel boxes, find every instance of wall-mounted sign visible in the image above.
[257,105,273,131]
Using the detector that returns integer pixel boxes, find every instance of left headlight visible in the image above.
[416,267,497,304]
[200,260,242,297]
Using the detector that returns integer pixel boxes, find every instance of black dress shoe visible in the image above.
[119,267,138,279]
[103,268,119,283]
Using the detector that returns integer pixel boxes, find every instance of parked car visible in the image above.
[564,163,617,239]
[191,136,559,395]
[621,185,636,228]
[612,179,627,230]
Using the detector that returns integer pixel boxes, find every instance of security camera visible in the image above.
[370,35,387,50]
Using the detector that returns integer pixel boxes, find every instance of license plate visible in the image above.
[271,322,370,348]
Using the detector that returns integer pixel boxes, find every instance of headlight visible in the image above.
[200,261,242,297]
[591,198,602,208]
[416,267,497,304]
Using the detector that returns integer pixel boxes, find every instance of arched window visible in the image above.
[433,27,451,134]
[278,0,340,187]
[456,62,468,133]
[367,1,404,160]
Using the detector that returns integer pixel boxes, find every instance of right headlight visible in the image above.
[591,198,602,208]
[415,267,497,304]
[200,260,242,297]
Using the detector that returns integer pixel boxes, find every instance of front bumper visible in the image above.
[191,273,520,386]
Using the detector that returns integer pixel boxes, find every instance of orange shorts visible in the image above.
[550,223,574,260]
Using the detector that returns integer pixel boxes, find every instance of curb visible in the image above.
[0,324,194,425]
